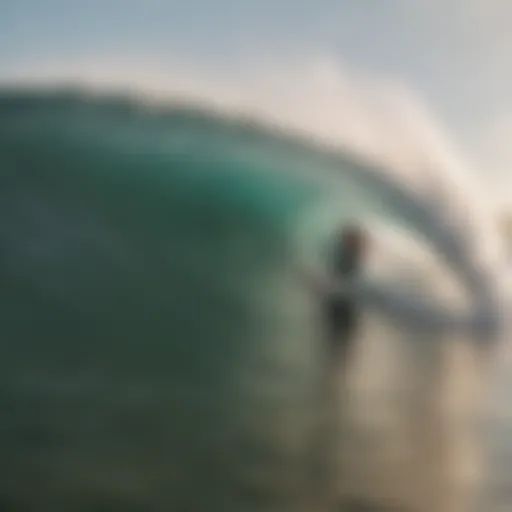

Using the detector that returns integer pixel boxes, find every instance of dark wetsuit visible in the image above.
[324,245,361,360]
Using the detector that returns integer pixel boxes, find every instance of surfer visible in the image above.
[323,224,368,362]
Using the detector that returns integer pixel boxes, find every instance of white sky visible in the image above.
[2,0,512,186]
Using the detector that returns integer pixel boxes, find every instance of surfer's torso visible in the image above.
[323,226,366,359]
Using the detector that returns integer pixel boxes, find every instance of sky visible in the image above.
[2,0,512,185]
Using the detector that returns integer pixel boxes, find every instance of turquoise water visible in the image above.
[0,91,352,511]
[0,90,509,511]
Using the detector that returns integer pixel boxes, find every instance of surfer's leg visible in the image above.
[325,300,358,363]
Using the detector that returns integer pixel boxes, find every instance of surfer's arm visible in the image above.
[333,278,476,334]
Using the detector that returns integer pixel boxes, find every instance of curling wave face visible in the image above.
[0,89,508,511]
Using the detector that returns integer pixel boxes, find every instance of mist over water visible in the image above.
[0,85,510,511]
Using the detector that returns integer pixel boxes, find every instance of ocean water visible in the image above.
[0,89,510,512]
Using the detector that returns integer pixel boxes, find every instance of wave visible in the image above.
[0,86,509,510]
[9,83,509,332]
[1,86,509,339]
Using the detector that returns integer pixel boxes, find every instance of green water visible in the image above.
[0,91,358,511]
